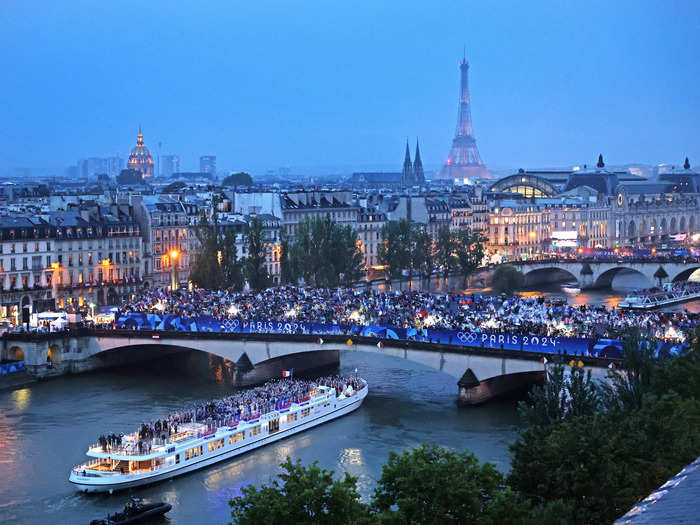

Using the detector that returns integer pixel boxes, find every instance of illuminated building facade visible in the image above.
[127,129,155,179]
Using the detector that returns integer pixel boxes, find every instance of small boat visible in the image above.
[89,498,172,524]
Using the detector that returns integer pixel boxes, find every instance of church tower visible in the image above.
[413,139,425,185]
[402,140,413,187]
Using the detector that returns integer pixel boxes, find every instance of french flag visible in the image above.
[282,369,293,378]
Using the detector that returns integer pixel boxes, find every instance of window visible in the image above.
[184,445,203,460]
[287,412,298,424]
[229,431,245,445]
[207,438,225,452]
[250,425,262,438]
[301,408,311,418]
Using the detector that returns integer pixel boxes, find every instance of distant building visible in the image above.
[200,156,216,175]
[160,155,180,178]
[348,140,425,189]
[127,128,155,179]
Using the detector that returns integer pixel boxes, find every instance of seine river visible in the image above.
[1,272,697,525]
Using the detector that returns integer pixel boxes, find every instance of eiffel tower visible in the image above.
[439,53,489,180]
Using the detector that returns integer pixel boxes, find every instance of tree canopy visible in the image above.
[244,216,270,291]
[491,264,524,294]
[282,215,364,287]
[189,208,242,290]
[223,172,254,187]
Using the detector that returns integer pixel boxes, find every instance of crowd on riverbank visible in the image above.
[95,375,362,455]
[115,286,699,342]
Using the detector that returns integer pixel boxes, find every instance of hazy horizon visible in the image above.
[1,0,698,176]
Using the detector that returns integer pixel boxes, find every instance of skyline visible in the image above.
[1,0,698,175]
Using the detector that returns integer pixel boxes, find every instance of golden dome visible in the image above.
[127,129,154,178]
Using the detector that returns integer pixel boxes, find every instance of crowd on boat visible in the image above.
[115,286,699,341]
[94,376,362,455]
[628,280,700,298]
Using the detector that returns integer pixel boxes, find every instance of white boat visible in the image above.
[618,283,700,310]
[69,378,368,493]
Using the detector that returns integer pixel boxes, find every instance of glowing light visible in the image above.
[528,231,536,239]
[348,310,362,322]
[285,308,297,318]
[228,305,240,316]
[101,259,110,267]
[170,250,179,260]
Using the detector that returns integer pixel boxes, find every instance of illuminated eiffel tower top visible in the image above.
[439,53,489,180]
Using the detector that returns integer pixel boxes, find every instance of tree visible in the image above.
[189,208,243,290]
[491,264,524,294]
[286,216,365,287]
[162,181,186,193]
[244,216,270,291]
[435,226,455,286]
[454,228,486,288]
[223,172,254,187]
[377,219,412,287]
[116,168,143,185]
[410,226,434,291]
[229,457,370,525]
[372,444,507,525]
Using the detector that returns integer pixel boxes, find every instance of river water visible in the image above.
[2,273,698,524]
[0,352,519,525]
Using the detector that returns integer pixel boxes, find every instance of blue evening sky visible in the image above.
[0,0,698,175]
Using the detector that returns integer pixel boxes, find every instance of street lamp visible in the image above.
[170,249,179,291]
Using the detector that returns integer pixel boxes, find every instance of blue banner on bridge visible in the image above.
[115,313,608,357]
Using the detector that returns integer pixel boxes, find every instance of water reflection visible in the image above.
[11,388,31,411]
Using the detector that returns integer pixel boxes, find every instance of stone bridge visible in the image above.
[511,260,700,289]
[1,329,615,406]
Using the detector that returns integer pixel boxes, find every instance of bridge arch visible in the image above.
[594,267,653,289]
[522,267,579,287]
[2,345,25,362]
[672,267,700,282]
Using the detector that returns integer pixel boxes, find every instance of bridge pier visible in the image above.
[457,368,545,406]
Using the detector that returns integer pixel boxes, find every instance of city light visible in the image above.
[170,250,179,260]
[228,305,240,316]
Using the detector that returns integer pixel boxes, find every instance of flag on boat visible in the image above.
[282,369,293,378]
[377,341,384,349]
[541,356,547,364]
[608,362,616,369]
[317,337,324,345]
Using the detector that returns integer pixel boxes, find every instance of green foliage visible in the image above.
[229,457,370,525]
[116,168,143,185]
[371,444,507,525]
[223,172,254,187]
[410,226,434,289]
[453,228,486,287]
[284,216,364,287]
[434,226,455,279]
[377,219,412,283]
[509,331,700,524]
[244,216,270,291]
[162,181,186,193]
[491,264,524,294]
[189,208,242,290]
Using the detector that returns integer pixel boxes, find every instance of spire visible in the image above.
[402,139,413,187]
[684,157,690,170]
[403,139,412,168]
[597,154,605,168]
[137,126,144,146]
[413,138,425,185]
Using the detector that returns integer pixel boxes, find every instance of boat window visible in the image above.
[229,431,245,445]
[301,408,311,418]
[268,418,280,433]
[207,438,225,452]
[250,425,262,438]
[185,445,203,460]
[287,412,298,423]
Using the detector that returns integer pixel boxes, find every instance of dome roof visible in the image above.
[127,130,154,177]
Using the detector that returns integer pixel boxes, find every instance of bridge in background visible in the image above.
[1,329,616,406]
[509,260,700,289]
